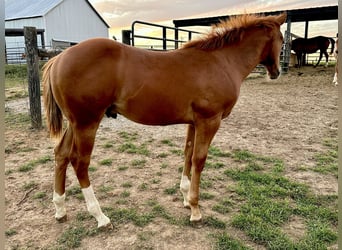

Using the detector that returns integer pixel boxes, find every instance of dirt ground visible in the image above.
[4,66,338,249]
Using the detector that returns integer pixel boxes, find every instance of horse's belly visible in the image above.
[116,98,192,126]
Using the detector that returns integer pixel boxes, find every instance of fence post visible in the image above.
[24,26,42,129]
[122,30,131,45]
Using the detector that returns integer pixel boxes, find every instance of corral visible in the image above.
[5,65,338,249]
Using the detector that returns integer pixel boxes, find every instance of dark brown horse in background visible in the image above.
[43,13,286,229]
[291,36,335,67]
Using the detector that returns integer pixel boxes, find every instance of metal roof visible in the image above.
[5,0,63,20]
[5,0,109,28]
[173,5,338,27]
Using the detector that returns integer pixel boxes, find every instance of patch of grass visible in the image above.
[18,155,52,172]
[224,149,337,249]
[232,149,255,162]
[160,163,168,169]
[103,207,154,227]
[75,212,93,222]
[212,198,232,214]
[312,139,337,177]
[88,166,97,172]
[212,233,252,250]
[118,142,150,156]
[103,142,114,148]
[120,190,130,198]
[22,181,38,191]
[138,183,148,191]
[18,163,35,172]
[35,155,52,164]
[5,112,31,128]
[157,152,168,158]
[117,165,128,171]
[5,169,14,175]
[66,186,83,200]
[118,131,138,141]
[200,192,215,200]
[170,149,183,156]
[205,160,225,169]
[5,228,17,237]
[200,179,213,189]
[164,185,178,195]
[151,204,174,222]
[225,168,308,199]
[33,191,47,199]
[204,216,226,229]
[160,139,175,147]
[297,220,337,248]
[232,149,284,168]
[208,146,231,157]
[5,64,27,79]
[137,231,155,241]
[99,159,113,166]
[57,225,88,248]
[122,182,133,188]
[131,159,146,168]
[98,185,113,193]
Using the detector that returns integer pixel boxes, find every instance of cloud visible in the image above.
[89,0,338,40]
[90,0,257,28]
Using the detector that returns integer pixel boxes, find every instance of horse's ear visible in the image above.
[276,12,287,25]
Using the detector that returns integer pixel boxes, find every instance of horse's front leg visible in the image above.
[180,124,195,208]
[188,117,221,222]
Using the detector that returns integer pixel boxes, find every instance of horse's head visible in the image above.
[260,13,286,79]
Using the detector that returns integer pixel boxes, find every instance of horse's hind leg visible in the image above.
[180,124,195,208]
[70,123,111,228]
[323,51,329,67]
[53,127,73,222]
[315,51,324,67]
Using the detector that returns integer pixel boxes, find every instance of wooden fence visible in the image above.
[23,27,62,129]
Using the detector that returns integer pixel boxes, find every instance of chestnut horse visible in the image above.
[291,36,335,68]
[43,13,286,228]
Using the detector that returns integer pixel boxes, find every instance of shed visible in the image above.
[5,0,109,62]
[173,5,338,71]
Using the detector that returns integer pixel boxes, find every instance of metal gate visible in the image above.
[131,21,201,50]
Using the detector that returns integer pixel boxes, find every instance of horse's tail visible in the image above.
[328,37,336,55]
[42,56,63,138]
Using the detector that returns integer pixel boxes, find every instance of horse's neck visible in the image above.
[224,33,269,80]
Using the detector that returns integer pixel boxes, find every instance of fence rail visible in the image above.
[131,20,202,50]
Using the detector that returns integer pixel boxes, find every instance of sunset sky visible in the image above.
[88,0,338,42]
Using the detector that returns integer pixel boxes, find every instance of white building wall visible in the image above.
[5,17,45,48]
[44,0,108,46]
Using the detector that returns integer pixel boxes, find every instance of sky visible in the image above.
[88,0,338,42]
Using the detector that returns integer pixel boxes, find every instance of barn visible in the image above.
[5,0,109,63]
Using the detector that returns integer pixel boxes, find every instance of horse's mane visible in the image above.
[182,14,281,50]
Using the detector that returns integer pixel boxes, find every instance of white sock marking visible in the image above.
[333,73,338,85]
[82,185,111,228]
[53,191,67,220]
[180,175,190,207]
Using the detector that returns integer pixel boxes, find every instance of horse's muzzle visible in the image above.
[269,69,280,79]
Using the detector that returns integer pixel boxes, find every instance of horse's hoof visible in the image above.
[190,218,203,228]
[190,214,202,222]
[183,202,191,209]
[98,222,114,231]
[55,215,67,223]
